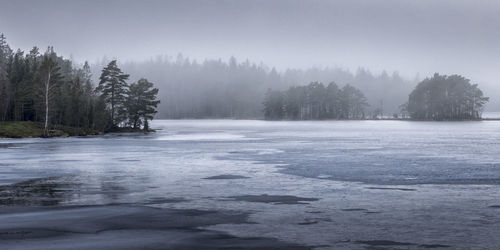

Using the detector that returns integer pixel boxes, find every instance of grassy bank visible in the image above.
[0,121,154,139]
[0,122,45,138]
[0,121,102,138]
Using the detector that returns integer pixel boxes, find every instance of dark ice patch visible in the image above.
[306,211,323,214]
[356,240,415,246]
[228,194,319,205]
[0,205,311,249]
[420,244,451,248]
[355,240,450,248]
[298,220,318,225]
[203,175,249,180]
[341,208,368,212]
[144,197,188,205]
[366,187,417,191]
[53,160,89,162]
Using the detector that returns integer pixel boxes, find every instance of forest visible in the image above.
[263,82,369,120]
[100,55,416,119]
[0,34,159,136]
[100,57,490,120]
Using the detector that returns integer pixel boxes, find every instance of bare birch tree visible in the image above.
[37,54,62,135]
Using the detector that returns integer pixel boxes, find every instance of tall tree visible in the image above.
[0,34,11,121]
[263,89,285,120]
[126,78,160,130]
[36,54,62,135]
[96,60,129,127]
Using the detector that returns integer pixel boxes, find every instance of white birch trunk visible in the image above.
[44,67,51,135]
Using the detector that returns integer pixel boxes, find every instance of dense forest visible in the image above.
[94,55,416,119]
[405,74,488,120]
[0,34,159,136]
[263,82,369,120]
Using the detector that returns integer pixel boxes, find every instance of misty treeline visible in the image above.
[264,74,489,121]
[263,82,369,120]
[404,74,488,120]
[0,34,159,134]
[97,55,415,119]
[95,55,489,121]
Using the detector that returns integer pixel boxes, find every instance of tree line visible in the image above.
[0,34,159,135]
[263,82,369,120]
[103,55,415,118]
[265,74,489,121]
[1,32,488,125]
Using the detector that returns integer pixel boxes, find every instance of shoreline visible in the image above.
[0,121,153,139]
[2,118,499,139]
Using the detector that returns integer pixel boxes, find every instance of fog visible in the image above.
[1,0,499,111]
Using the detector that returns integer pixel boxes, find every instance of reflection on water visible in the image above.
[0,176,79,206]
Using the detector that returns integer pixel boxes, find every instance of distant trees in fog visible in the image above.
[107,55,415,119]
[406,73,488,120]
[0,35,159,134]
[263,82,369,120]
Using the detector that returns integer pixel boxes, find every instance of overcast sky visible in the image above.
[1,0,499,86]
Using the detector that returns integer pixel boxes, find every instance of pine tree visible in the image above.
[96,60,129,127]
[126,78,160,130]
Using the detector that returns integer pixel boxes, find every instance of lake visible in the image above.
[1,120,499,249]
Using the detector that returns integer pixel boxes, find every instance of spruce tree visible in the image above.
[126,78,160,130]
[96,60,129,127]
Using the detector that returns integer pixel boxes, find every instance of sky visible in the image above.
[0,0,499,88]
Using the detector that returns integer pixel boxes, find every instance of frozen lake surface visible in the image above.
[1,120,500,249]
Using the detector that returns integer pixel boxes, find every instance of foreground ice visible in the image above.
[1,120,500,249]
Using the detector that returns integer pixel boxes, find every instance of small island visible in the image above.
[263,74,489,121]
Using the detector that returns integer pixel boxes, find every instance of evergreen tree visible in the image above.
[0,34,11,121]
[126,78,160,130]
[263,89,285,120]
[407,73,489,120]
[96,60,129,127]
[82,62,95,128]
